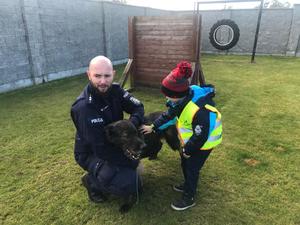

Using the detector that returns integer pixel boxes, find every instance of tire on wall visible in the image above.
[209,19,240,51]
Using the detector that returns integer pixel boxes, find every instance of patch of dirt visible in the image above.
[244,158,260,167]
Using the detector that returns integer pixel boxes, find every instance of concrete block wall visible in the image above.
[0,1,299,93]
[34,0,105,81]
[0,0,33,92]
[102,3,171,62]
[0,0,170,93]
[287,4,300,56]
[102,3,144,62]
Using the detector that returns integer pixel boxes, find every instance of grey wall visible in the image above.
[0,0,299,93]
[0,0,170,92]
[198,8,297,55]
[0,0,32,91]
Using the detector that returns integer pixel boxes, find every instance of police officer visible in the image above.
[141,61,222,211]
[71,56,144,203]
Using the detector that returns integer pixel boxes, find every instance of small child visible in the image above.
[141,61,222,211]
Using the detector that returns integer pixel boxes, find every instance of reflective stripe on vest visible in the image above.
[177,101,222,150]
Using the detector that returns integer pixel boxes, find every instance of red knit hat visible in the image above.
[161,61,193,98]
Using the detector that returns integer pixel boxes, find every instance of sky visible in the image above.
[126,0,300,11]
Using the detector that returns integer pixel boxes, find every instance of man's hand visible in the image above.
[139,124,154,134]
[181,148,191,159]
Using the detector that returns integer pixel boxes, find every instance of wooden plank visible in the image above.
[135,42,192,50]
[136,67,170,75]
[135,24,193,31]
[191,15,198,61]
[135,53,194,60]
[135,64,177,71]
[190,62,198,85]
[135,15,194,22]
[135,47,194,55]
[135,29,194,36]
[136,74,167,80]
[136,59,177,65]
[119,59,133,88]
[128,17,135,59]
[197,15,206,85]
[135,61,177,70]
[128,16,136,88]
[136,22,193,26]
[136,40,192,48]
[135,35,192,41]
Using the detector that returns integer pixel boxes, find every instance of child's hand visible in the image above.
[181,148,191,159]
[139,125,154,134]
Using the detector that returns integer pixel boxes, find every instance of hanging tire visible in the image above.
[209,19,240,51]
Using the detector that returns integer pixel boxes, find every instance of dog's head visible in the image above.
[105,120,146,160]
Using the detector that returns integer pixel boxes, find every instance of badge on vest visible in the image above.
[129,96,141,105]
[91,117,104,124]
[194,125,202,136]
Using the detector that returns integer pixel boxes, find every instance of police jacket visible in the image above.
[70,83,144,175]
[152,85,216,155]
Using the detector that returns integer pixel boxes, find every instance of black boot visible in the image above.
[171,194,196,211]
[81,174,107,203]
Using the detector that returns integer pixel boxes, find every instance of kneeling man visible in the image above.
[70,56,144,204]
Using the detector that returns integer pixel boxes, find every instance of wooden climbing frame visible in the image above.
[119,14,205,89]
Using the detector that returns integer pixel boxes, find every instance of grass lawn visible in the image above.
[1,55,299,225]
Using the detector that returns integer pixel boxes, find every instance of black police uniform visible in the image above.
[70,83,144,197]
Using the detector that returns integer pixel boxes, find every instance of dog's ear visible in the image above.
[104,123,116,140]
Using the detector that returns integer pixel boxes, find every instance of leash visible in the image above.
[136,170,139,204]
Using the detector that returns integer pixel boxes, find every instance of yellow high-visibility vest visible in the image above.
[177,101,222,150]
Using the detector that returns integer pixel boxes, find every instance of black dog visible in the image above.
[105,111,181,161]
[105,119,146,161]
[104,111,181,213]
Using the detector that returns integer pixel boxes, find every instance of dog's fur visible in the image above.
[105,119,146,160]
[141,111,180,159]
[104,111,181,213]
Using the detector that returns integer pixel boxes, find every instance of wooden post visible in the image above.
[191,15,199,85]
[195,14,205,85]
[119,59,133,88]
[128,16,136,88]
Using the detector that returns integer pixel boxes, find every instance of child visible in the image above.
[140,61,222,211]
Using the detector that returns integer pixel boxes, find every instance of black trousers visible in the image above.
[181,149,212,198]
[86,163,141,197]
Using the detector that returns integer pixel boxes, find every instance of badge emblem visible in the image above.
[129,97,141,105]
[194,125,202,136]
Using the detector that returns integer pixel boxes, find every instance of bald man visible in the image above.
[70,56,144,203]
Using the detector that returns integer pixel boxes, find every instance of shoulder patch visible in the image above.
[129,96,141,105]
[72,96,85,107]
[123,91,129,98]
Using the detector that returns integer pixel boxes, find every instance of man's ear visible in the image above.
[113,70,116,77]
[86,70,91,80]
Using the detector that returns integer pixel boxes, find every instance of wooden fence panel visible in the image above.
[127,15,203,88]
